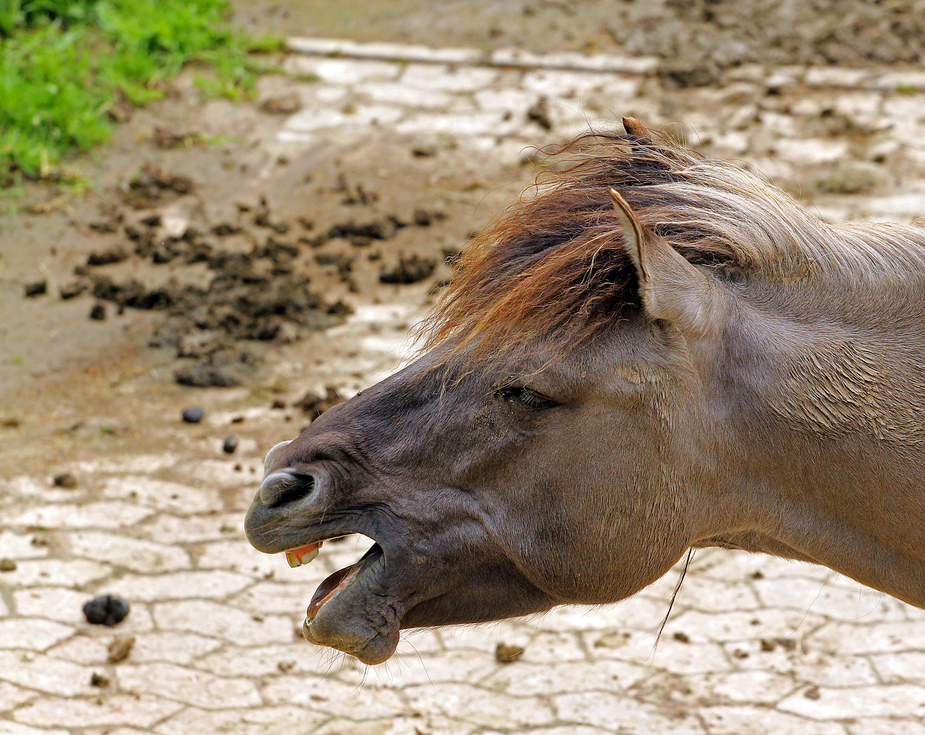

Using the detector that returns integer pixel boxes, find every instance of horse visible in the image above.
[245,118,925,665]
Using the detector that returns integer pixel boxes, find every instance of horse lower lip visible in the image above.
[305,544,383,621]
[306,564,362,620]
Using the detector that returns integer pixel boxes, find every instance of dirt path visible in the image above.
[230,0,925,70]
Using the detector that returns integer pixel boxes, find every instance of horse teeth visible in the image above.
[285,547,320,568]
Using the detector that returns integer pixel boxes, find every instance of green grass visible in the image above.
[0,0,283,187]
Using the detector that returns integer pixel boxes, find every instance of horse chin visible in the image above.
[398,570,558,630]
[300,544,402,664]
[302,611,400,665]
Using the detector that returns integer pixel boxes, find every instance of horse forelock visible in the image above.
[419,126,925,366]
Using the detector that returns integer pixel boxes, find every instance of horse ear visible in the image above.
[609,187,722,339]
[622,117,650,138]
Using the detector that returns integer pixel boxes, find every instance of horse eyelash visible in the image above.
[496,385,559,410]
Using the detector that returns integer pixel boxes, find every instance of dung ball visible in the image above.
[83,595,130,626]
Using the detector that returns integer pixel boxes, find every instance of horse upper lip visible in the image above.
[244,490,355,552]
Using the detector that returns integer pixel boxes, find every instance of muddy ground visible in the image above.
[233,0,925,71]
[0,76,527,475]
[1,0,924,466]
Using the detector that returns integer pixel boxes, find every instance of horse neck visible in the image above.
[706,282,925,608]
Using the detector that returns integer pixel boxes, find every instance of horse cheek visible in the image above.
[513,412,688,604]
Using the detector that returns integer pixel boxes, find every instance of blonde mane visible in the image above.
[420,121,925,362]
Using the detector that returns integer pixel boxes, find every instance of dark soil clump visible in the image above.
[24,281,47,298]
[526,97,553,131]
[380,254,437,285]
[86,247,130,267]
[294,386,345,420]
[121,162,195,209]
[327,217,405,247]
[175,349,259,388]
[73,195,360,372]
[59,282,87,300]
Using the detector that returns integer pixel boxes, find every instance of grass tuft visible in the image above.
[0,0,283,186]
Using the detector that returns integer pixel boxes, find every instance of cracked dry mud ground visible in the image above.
[4,2,925,734]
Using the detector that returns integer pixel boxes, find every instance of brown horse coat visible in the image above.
[246,119,925,663]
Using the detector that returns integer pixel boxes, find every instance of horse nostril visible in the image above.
[259,470,314,507]
[264,440,292,473]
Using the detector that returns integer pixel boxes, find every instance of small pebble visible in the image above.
[0,558,17,572]
[107,635,135,663]
[181,407,204,424]
[53,472,78,489]
[222,435,238,454]
[90,672,110,688]
[89,303,106,320]
[83,595,130,626]
[804,685,821,700]
[495,642,525,664]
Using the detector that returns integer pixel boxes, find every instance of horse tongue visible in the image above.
[285,541,322,568]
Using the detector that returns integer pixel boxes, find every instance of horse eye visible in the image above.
[497,386,559,410]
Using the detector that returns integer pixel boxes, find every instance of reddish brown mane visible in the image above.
[418,123,706,363]
[419,120,925,365]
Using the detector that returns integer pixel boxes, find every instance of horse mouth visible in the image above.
[282,536,392,662]
[304,542,383,619]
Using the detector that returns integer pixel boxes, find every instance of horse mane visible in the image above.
[419,119,925,364]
